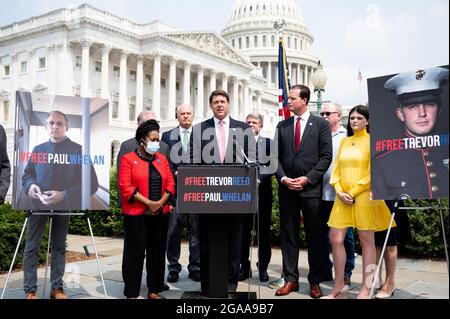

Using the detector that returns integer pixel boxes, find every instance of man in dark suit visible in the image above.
[192,89,256,295]
[0,123,11,205]
[239,112,274,283]
[161,104,200,284]
[116,110,170,292]
[274,84,332,298]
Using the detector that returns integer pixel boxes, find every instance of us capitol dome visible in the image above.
[222,0,320,93]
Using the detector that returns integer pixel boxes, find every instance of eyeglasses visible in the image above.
[320,112,339,117]
[46,121,66,127]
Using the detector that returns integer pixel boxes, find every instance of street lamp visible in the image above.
[311,61,327,114]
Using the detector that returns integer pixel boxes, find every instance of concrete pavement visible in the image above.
[1,234,448,299]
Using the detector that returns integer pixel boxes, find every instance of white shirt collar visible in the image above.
[214,115,230,126]
[294,111,310,122]
[179,126,192,134]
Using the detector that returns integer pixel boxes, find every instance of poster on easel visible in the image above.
[12,91,110,211]
[369,65,449,200]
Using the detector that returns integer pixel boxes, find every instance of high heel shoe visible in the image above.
[375,287,395,299]
[320,285,349,299]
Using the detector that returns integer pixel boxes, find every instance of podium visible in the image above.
[177,165,258,298]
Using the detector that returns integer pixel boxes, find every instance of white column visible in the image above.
[275,64,279,88]
[297,64,301,86]
[243,81,249,116]
[305,66,309,88]
[29,49,37,91]
[267,62,272,86]
[136,55,144,117]
[10,53,18,122]
[66,43,75,95]
[288,63,294,82]
[221,74,228,92]
[257,91,262,113]
[209,70,216,94]
[196,66,204,119]
[55,43,64,95]
[59,42,73,96]
[119,50,128,121]
[183,62,191,105]
[167,57,177,120]
[232,77,239,119]
[47,45,56,95]
[81,39,91,97]
[101,46,111,99]
[152,54,161,120]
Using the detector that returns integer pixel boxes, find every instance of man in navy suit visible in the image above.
[192,90,256,295]
[161,104,200,283]
[274,85,332,298]
[239,112,274,283]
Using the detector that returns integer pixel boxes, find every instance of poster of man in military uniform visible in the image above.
[369,65,449,200]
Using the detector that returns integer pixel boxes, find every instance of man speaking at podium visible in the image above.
[193,90,256,295]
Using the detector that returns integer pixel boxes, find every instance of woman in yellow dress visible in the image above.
[324,105,395,299]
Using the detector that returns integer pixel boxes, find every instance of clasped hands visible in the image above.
[282,176,309,191]
[147,200,165,215]
[28,184,65,205]
[337,191,354,205]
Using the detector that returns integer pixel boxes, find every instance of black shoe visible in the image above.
[188,271,201,282]
[344,275,351,286]
[167,271,179,283]
[228,283,237,293]
[162,283,169,291]
[321,272,334,282]
[238,268,252,281]
[259,271,269,282]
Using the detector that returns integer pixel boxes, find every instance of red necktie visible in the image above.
[294,117,301,153]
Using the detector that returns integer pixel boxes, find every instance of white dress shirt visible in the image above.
[214,115,230,149]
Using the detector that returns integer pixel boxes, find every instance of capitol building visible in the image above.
[0,0,319,197]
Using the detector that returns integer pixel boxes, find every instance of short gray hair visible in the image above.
[137,110,156,125]
[246,112,264,126]
[47,110,69,124]
[324,102,343,114]
[176,104,194,115]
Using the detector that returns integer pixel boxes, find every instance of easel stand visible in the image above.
[369,200,449,299]
[1,210,108,299]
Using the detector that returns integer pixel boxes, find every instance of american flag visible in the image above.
[357,70,363,82]
[278,37,291,121]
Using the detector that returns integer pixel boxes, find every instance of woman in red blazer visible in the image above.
[118,119,175,299]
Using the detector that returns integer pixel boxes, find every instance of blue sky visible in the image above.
[1,0,449,107]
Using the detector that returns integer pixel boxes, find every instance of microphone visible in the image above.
[232,128,253,165]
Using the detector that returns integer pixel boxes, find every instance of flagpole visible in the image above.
[358,70,362,104]
[274,19,290,122]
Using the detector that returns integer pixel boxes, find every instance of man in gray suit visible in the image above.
[0,124,11,204]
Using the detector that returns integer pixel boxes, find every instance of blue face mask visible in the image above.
[146,141,160,155]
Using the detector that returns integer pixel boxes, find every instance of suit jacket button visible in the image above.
[423,151,429,156]
[431,186,439,192]
[429,172,437,178]
[401,181,407,187]
[426,161,433,167]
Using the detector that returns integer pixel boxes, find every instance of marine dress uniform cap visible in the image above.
[384,66,449,96]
